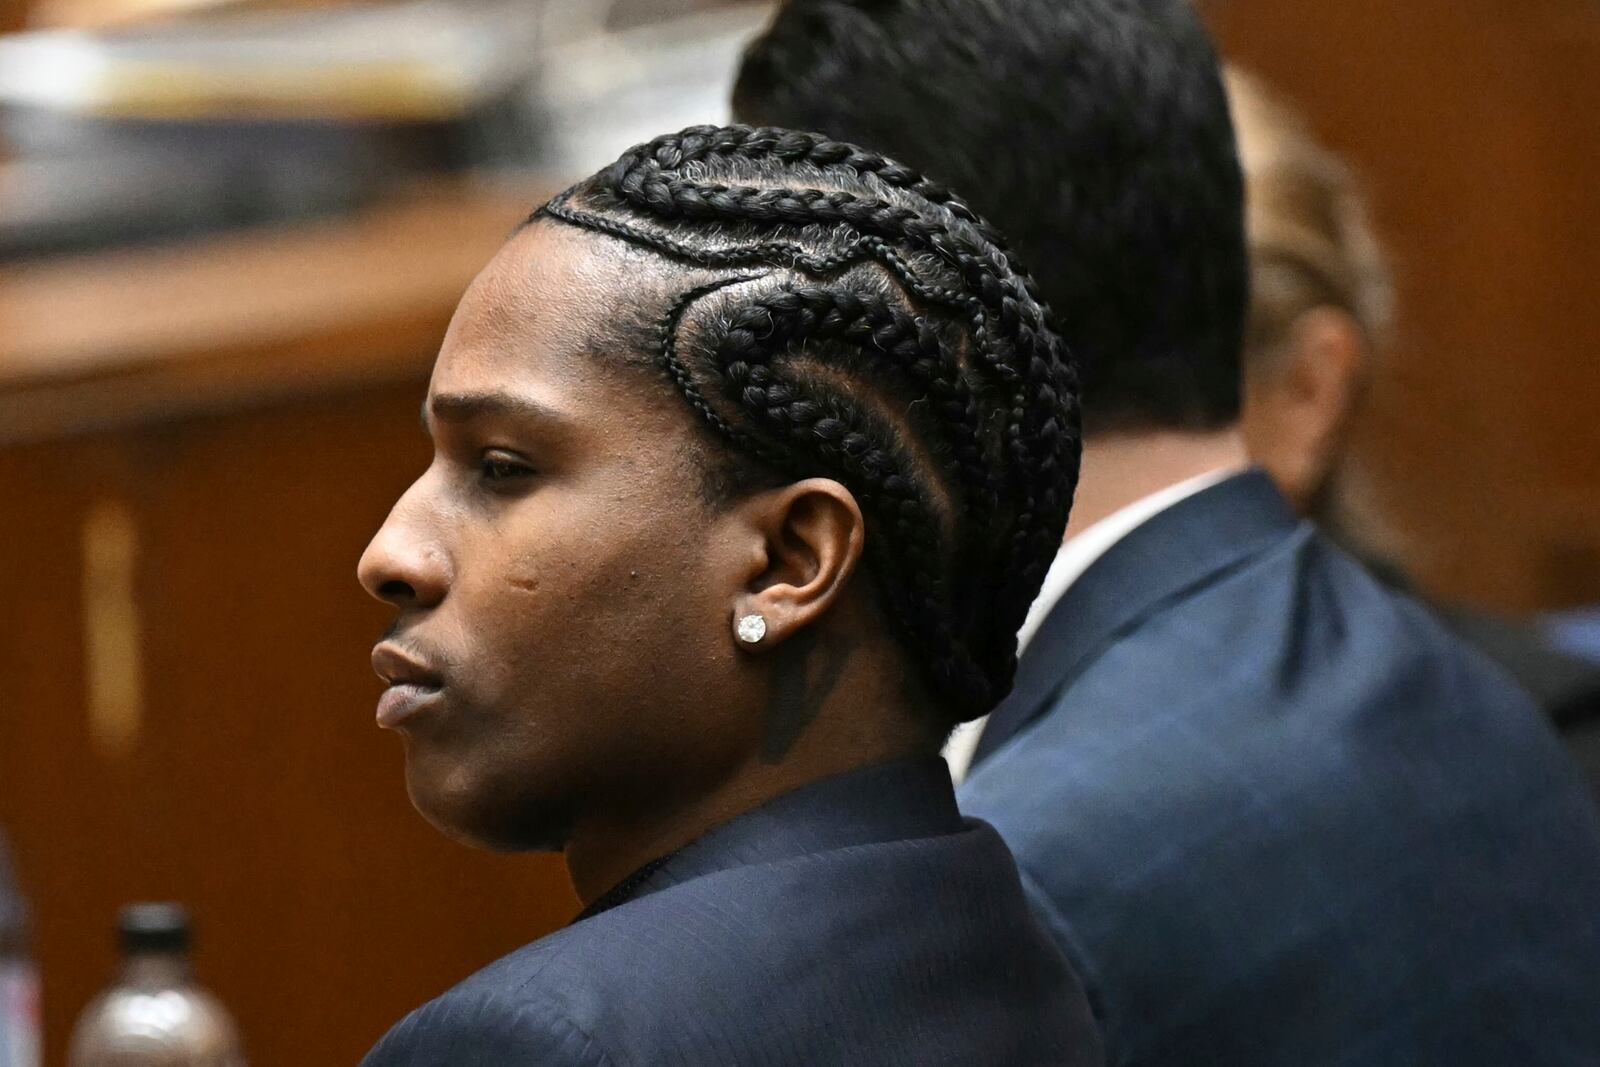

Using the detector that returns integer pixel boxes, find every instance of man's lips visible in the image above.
[371,642,445,729]
[375,683,443,729]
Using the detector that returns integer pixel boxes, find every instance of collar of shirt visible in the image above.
[944,465,1241,783]
[1014,466,1242,656]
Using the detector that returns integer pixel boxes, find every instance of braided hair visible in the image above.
[533,125,1080,727]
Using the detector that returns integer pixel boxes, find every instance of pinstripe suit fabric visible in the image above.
[961,471,1600,1066]
[363,759,1102,1065]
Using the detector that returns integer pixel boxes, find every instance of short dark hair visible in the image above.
[536,125,1081,725]
[734,0,1248,433]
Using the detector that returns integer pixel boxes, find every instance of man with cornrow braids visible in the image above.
[737,2,1600,1065]
[357,124,1102,1065]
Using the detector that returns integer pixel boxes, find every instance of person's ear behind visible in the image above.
[1243,306,1370,513]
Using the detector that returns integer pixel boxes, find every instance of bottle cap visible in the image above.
[117,902,192,955]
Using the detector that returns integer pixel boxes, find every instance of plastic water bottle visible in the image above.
[68,904,245,1067]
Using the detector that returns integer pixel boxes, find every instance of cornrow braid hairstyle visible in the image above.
[533,124,1080,727]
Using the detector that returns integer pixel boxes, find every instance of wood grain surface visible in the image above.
[1,183,582,1066]
[1205,0,1600,612]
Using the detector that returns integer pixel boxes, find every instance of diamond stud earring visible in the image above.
[735,613,768,645]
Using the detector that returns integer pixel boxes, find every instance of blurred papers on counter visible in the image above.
[0,0,546,257]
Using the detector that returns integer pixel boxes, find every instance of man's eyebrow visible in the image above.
[422,391,568,430]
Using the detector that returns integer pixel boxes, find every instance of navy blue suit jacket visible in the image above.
[364,759,1102,1065]
[960,471,1600,1066]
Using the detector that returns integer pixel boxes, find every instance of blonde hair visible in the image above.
[1226,68,1395,369]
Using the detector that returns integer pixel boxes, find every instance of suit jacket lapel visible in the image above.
[972,470,1299,766]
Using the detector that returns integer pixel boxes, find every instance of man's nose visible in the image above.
[357,489,450,610]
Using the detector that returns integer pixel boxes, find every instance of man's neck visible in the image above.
[1066,428,1249,541]
[564,630,933,907]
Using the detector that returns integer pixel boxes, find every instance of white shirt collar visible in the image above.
[944,465,1241,783]
[1013,466,1240,655]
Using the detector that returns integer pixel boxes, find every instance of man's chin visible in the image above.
[404,767,571,853]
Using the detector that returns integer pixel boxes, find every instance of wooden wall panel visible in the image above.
[0,0,29,31]
[1203,0,1600,612]
[0,383,580,1066]
[0,186,579,1065]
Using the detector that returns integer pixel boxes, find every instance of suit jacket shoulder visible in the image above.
[367,760,1102,1067]
[961,472,1600,1066]
[363,984,615,1067]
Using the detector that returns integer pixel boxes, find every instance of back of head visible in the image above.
[542,125,1080,725]
[735,0,1248,434]
[1226,68,1394,373]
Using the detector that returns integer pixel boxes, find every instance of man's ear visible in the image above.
[1243,307,1370,514]
[725,478,866,650]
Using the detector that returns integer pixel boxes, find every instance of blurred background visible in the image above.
[0,0,1596,1062]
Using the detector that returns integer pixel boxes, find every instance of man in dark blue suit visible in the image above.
[355,126,1101,1064]
[365,758,1090,1065]
[737,1,1600,1063]
[961,470,1600,1063]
